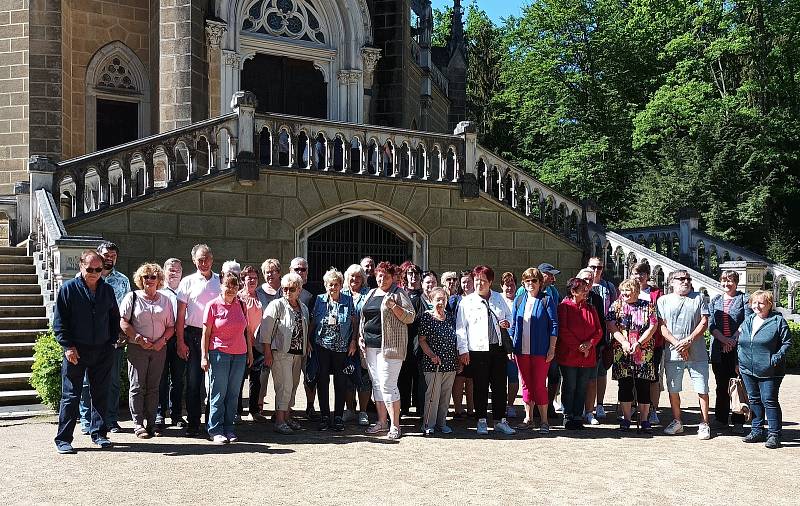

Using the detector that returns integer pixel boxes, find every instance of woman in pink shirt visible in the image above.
[201,273,253,444]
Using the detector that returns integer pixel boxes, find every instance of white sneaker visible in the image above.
[648,410,660,425]
[585,412,600,425]
[423,425,434,436]
[664,419,684,435]
[553,400,564,413]
[697,423,711,440]
[476,418,489,435]
[506,405,517,418]
[358,411,369,426]
[342,409,355,423]
[494,418,517,435]
[211,434,228,445]
[595,404,606,418]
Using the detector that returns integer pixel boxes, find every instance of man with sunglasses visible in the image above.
[78,241,131,435]
[657,270,711,439]
[290,257,319,421]
[53,250,121,453]
[586,257,617,422]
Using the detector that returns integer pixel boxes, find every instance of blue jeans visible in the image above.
[740,373,783,437]
[207,350,247,437]
[559,365,592,421]
[55,344,114,445]
[79,346,123,430]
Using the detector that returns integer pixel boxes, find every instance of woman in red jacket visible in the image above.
[556,277,603,430]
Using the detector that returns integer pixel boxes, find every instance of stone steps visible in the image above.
[0,357,34,374]
[0,390,39,407]
[0,247,46,410]
[0,294,44,306]
[0,284,42,295]
[0,306,47,318]
[0,372,33,391]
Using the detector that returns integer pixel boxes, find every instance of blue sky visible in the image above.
[430,0,527,23]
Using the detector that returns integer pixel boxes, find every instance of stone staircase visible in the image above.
[0,246,47,407]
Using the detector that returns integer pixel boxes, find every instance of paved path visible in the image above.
[1,375,798,504]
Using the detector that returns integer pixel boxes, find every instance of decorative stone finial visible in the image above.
[454,120,476,135]
[230,91,258,111]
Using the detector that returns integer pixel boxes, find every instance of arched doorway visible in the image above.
[242,53,327,118]
[306,216,412,293]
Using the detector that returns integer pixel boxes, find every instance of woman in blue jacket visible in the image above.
[737,290,792,449]
[508,267,558,433]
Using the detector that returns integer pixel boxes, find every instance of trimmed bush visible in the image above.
[30,328,130,411]
[30,327,63,410]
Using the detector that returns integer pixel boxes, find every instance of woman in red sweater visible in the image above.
[556,277,603,430]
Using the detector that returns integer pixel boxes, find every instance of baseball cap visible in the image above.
[537,263,561,276]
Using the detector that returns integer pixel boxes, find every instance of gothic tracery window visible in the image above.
[96,57,137,92]
[242,0,327,44]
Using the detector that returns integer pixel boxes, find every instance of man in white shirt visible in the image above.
[456,265,516,436]
[156,258,184,430]
[176,244,220,436]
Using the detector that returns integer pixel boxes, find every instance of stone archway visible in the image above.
[296,200,428,285]
[215,0,377,122]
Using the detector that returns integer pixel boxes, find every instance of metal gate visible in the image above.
[306,216,411,293]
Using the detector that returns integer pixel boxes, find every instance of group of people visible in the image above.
[52,242,792,453]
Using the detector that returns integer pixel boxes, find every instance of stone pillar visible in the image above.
[160,0,208,131]
[678,208,699,261]
[205,20,227,118]
[337,70,362,122]
[454,121,477,176]
[788,288,796,313]
[360,47,382,123]
[720,260,767,295]
[220,50,243,114]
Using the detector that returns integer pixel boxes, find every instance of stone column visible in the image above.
[160,0,208,131]
[360,47,382,123]
[788,287,796,313]
[720,260,767,295]
[337,70,362,122]
[220,50,243,114]
[205,20,227,118]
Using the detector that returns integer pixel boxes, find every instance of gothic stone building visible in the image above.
[2,0,585,291]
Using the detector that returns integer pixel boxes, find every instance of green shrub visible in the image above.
[30,327,131,410]
[30,327,63,410]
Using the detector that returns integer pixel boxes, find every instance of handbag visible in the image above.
[115,291,138,348]
[729,377,752,421]
[484,299,513,354]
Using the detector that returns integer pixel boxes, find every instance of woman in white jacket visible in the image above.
[456,265,516,436]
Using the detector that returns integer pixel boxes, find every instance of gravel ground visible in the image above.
[1,374,797,505]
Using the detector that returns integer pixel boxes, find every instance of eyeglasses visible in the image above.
[143,275,158,281]
[589,265,604,270]
[84,267,103,273]
[282,286,298,293]
[673,276,691,282]
[293,267,307,273]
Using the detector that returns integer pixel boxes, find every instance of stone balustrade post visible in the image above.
[454,121,476,177]
[231,91,259,185]
[28,156,57,247]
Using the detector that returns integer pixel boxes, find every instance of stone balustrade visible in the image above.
[30,189,103,316]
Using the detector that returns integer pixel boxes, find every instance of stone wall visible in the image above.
[0,0,28,195]
[65,169,583,293]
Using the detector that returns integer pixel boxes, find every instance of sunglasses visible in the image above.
[143,275,158,281]
[293,267,307,273]
[282,286,298,293]
[674,276,691,282]
[589,265,604,270]
[84,267,103,273]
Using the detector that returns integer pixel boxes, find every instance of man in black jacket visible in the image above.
[53,250,121,454]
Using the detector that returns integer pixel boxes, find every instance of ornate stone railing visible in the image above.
[253,111,464,181]
[591,225,724,299]
[28,91,592,249]
[29,107,241,220]
[473,144,589,243]
[30,189,103,316]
